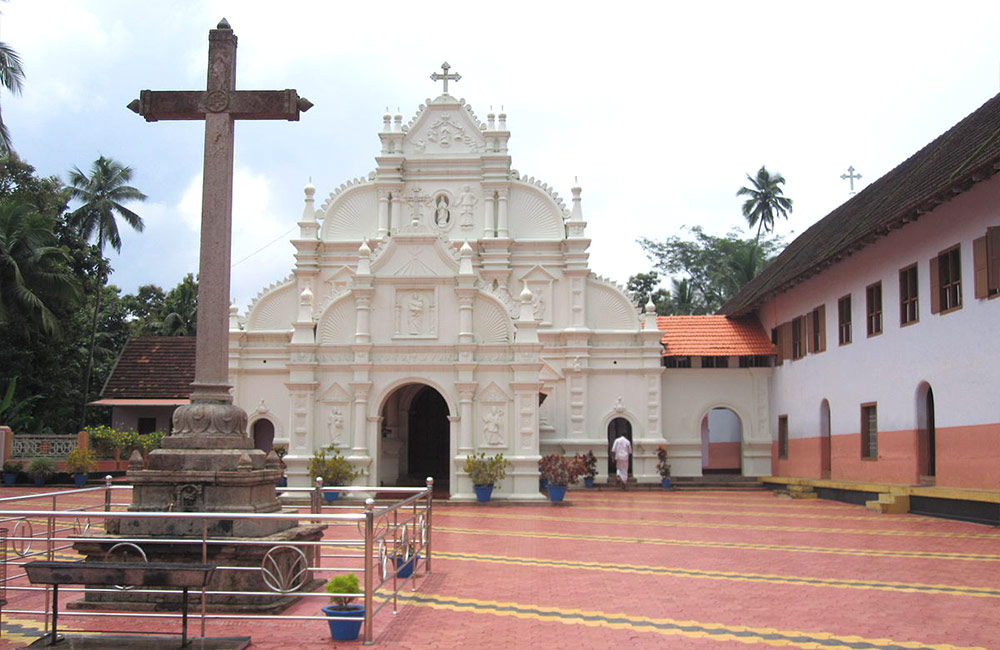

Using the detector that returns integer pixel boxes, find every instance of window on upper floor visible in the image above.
[973,226,1000,299]
[810,305,826,353]
[738,355,772,368]
[664,356,691,368]
[899,264,919,325]
[701,356,729,368]
[791,317,804,359]
[838,295,852,345]
[931,245,962,313]
[861,403,878,460]
[866,281,883,336]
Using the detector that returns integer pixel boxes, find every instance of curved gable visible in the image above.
[508,183,565,240]
[586,277,639,330]
[246,280,297,331]
[321,183,377,241]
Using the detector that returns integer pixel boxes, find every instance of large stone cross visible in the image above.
[128,19,312,442]
[430,62,461,95]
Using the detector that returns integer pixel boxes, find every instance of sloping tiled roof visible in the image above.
[656,315,776,356]
[721,91,1000,316]
[101,336,196,399]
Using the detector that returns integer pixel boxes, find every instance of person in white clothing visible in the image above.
[611,434,632,490]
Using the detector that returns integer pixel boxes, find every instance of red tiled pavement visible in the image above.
[2,487,999,649]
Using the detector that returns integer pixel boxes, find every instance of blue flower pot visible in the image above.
[473,484,494,502]
[73,474,87,487]
[323,490,340,502]
[584,477,595,488]
[547,485,567,502]
[394,554,419,578]
[3,472,17,486]
[661,478,671,489]
[277,476,287,488]
[322,604,365,641]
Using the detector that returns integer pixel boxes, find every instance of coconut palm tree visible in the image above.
[737,166,793,241]
[0,39,25,154]
[65,156,147,420]
[0,200,81,336]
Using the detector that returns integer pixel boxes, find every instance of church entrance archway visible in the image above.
[378,383,451,490]
[252,418,274,452]
[607,417,633,477]
[917,383,936,480]
[701,408,743,474]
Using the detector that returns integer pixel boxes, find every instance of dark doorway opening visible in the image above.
[820,399,832,479]
[406,386,450,488]
[253,418,275,452]
[607,417,633,477]
[918,384,936,479]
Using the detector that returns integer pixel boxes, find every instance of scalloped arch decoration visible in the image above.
[586,281,639,330]
[474,295,513,343]
[507,185,564,240]
[318,295,356,344]
[322,185,378,241]
[246,281,296,331]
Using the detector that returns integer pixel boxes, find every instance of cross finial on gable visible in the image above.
[430,61,461,95]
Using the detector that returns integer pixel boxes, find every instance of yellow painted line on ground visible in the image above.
[433,550,1000,597]
[532,502,939,523]
[395,591,994,650]
[436,526,1000,561]
[439,510,1000,540]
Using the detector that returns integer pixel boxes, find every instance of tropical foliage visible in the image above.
[0,37,24,153]
[463,452,511,487]
[308,444,359,485]
[537,454,585,487]
[737,165,793,241]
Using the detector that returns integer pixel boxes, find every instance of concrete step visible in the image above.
[865,492,910,514]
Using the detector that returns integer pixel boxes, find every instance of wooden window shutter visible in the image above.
[804,312,813,354]
[817,305,826,351]
[929,255,941,313]
[988,226,1000,292]
[973,236,988,299]
[779,321,792,360]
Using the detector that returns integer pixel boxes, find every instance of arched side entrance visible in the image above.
[606,417,633,477]
[819,399,832,479]
[701,408,743,474]
[916,383,936,480]
[379,383,451,489]
[252,418,275,452]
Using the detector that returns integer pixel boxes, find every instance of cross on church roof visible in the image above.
[841,165,862,194]
[430,62,461,94]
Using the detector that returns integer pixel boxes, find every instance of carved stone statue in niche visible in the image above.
[457,185,477,229]
[433,194,451,228]
[483,406,505,445]
[405,186,431,225]
[408,293,425,334]
[327,408,344,444]
[175,484,203,512]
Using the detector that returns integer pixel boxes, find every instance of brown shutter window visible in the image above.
[815,304,826,351]
[779,321,792,361]
[988,226,1000,295]
[974,236,988,299]
[929,255,941,313]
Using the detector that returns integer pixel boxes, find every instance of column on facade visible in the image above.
[455,383,477,452]
[350,383,370,456]
[377,189,390,238]
[483,192,496,238]
[497,189,509,238]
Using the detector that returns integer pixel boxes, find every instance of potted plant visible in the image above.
[656,445,671,488]
[393,537,420,578]
[463,452,511,502]
[322,573,365,641]
[581,450,598,488]
[537,454,585,503]
[308,444,359,502]
[65,447,97,487]
[2,460,22,486]
[272,443,288,487]
[26,456,55,486]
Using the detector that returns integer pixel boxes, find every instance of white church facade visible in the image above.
[226,79,713,500]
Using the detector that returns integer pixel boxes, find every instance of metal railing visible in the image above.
[0,477,434,645]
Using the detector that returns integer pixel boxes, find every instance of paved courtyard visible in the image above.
[2,487,999,649]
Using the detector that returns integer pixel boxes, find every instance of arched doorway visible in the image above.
[379,383,451,489]
[819,400,831,478]
[606,417,633,477]
[252,418,274,452]
[917,383,936,480]
[701,408,743,474]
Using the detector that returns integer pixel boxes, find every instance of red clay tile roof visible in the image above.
[101,336,196,399]
[721,91,1000,316]
[656,315,776,356]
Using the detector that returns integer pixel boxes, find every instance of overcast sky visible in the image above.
[6,1,1000,310]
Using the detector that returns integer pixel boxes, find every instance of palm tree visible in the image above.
[670,278,697,315]
[737,166,793,241]
[65,156,147,422]
[0,39,25,153]
[0,200,81,336]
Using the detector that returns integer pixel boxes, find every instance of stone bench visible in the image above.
[24,560,216,648]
